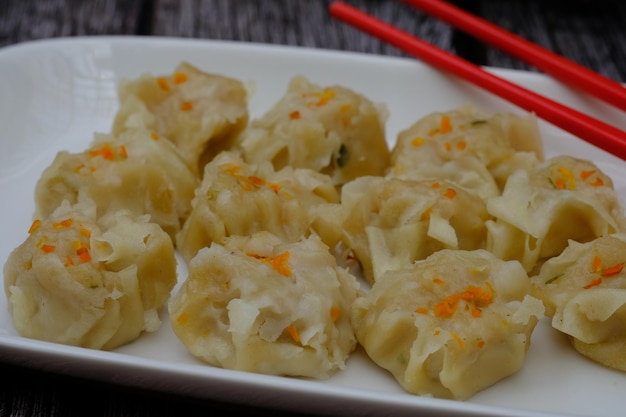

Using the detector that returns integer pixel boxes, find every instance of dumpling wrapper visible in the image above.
[390,103,543,200]
[352,249,544,400]
[112,61,249,176]
[3,198,177,350]
[340,176,490,284]
[169,231,359,379]
[487,155,626,272]
[34,129,198,240]
[236,75,390,186]
[176,150,339,263]
[530,234,626,371]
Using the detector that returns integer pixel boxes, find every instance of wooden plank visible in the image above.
[150,0,456,56]
[0,0,145,48]
[476,0,626,82]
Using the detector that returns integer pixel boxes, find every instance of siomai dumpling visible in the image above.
[389,104,543,199]
[3,197,177,350]
[530,234,626,370]
[176,150,339,263]
[352,249,544,400]
[34,129,198,240]
[339,176,490,284]
[168,231,359,379]
[486,155,626,272]
[112,62,249,176]
[236,75,390,186]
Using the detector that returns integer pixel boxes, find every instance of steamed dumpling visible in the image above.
[169,231,359,379]
[236,75,390,186]
[389,104,543,199]
[340,176,490,284]
[34,129,198,240]
[3,197,177,350]
[486,155,626,272]
[530,234,626,370]
[352,249,544,400]
[176,150,339,263]
[112,61,249,176]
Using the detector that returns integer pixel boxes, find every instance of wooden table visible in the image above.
[0,1,625,416]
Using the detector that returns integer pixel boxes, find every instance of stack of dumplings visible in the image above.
[4,61,626,401]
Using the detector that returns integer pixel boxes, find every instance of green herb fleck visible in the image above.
[545,272,564,284]
[334,144,349,168]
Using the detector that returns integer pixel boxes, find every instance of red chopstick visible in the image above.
[328,1,626,161]
[403,0,626,112]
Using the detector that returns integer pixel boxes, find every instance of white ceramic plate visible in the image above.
[1,37,625,417]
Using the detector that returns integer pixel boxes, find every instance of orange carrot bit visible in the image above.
[156,77,169,91]
[89,144,115,161]
[173,72,188,84]
[554,178,566,190]
[271,251,292,277]
[450,332,465,349]
[287,324,301,343]
[41,244,56,253]
[433,277,445,285]
[222,164,242,176]
[289,110,301,120]
[580,169,596,180]
[247,175,266,188]
[64,255,74,267]
[119,145,128,159]
[431,182,441,188]
[415,307,429,315]
[330,306,340,322]
[315,89,336,107]
[177,312,189,325]
[74,241,91,263]
[150,132,160,141]
[466,283,493,307]
[28,219,42,234]
[248,251,292,277]
[471,306,482,318]
[433,298,458,318]
[411,137,425,147]
[602,262,625,277]
[420,207,432,221]
[456,140,467,150]
[181,102,193,111]
[557,166,574,179]
[439,115,452,134]
[267,182,282,193]
[53,219,73,229]
[591,255,602,273]
[590,177,604,187]
[443,188,457,199]
[477,340,486,348]
[584,278,603,289]
[76,247,91,263]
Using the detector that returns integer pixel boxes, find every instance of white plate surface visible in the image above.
[1,37,625,417]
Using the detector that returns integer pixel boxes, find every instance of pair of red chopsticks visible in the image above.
[328,0,626,161]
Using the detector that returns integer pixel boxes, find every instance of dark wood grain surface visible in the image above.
[1,1,625,416]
